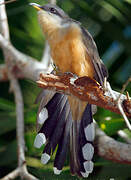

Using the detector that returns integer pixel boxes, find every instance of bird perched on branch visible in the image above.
[30,2,108,178]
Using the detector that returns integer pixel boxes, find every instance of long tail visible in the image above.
[34,91,95,178]
[70,102,95,178]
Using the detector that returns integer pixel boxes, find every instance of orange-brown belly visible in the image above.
[49,36,94,78]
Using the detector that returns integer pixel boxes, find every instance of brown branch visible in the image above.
[0,0,17,5]
[0,64,8,81]
[37,73,131,118]
[0,34,48,81]
[49,0,56,4]
[95,124,131,164]
[1,164,38,180]
[117,76,131,102]
[1,167,20,180]
[0,64,24,81]
[10,78,25,167]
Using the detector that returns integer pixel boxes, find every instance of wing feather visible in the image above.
[81,26,108,85]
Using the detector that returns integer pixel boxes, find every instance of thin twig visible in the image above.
[0,64,8,81]
[20,164,38,180]
[0,64,24,81]
[1,167,20,180]
[49,0,56,4]
[0,1,38,179]
[117,100,131,130]
[118,130,131,144]
[117,76,131,102]
[106,81,131,130]
[116,77,131,130]
[0,34,49,81]
[0,1,10,40]
[10,78,25,167]
[1,165,38,180]
[0,0,17,5]
[126,91,130,101]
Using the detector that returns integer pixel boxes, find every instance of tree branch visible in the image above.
[0,1,38,179]
[1,164,38,180]
[1,167,20,180]
[0,34,49,81]
[0,64,24,81]
[117,130,131,144]
[36,73,131,118]
[96,123,131,164]
[0,0,17,5]
[0,64,8,81]
[49,0,56,4]
[10,78,25,166]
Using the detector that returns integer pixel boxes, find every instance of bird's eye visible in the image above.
[50,8,56,13]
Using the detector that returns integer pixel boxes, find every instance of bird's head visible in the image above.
[30,3,69,32]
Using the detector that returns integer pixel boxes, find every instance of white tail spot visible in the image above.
[81,171,89,178]
[34,133,46,148]
[84,122,95,141]
[53,167,62,175]
[82,143,94,160]
[83,161,94,173]
[38,108,48,125]
[41,153,50,164]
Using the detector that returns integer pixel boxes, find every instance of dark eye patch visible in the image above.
[50,7,57,14]
[41,6,59,16]
[41,4,69,19]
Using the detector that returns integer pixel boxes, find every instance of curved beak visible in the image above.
[29,3,42,11]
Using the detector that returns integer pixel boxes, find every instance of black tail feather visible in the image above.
[70,104,94,177]
[35,93,95,178]
[49,98,69,153]
[70,120,81,176]
[39,93,66,140]
[43,143,52,156]
[54,109,72,171]
[42,96,69,163]
[36,90,55,131]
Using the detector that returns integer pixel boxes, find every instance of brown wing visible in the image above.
[81,26,108,85]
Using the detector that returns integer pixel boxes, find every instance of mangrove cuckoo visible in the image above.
[30,3,108,178]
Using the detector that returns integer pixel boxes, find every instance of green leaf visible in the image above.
[0,114,16,135]
[97,0,128,24]
[0,98,15,111]
[99,118,125,136]
[0,141,17,166]
[25,109,37,124]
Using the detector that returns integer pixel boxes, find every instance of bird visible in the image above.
[30,2,108,178]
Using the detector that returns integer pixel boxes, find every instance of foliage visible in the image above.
[0,0,131,179]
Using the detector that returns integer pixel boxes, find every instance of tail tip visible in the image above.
[41,153,50,164]
[53,167,62,175]
[34,133,46,148]
[83,161,94,173]
[80,161,94,178]
[81,171,89,178]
